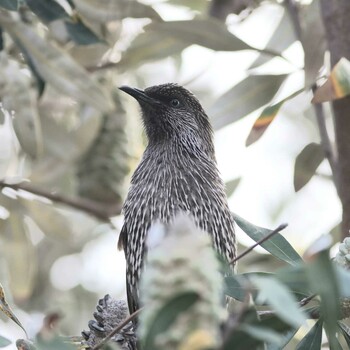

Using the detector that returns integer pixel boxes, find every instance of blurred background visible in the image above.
[0,0,343,344]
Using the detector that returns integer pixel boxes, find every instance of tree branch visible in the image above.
[229,223,288,265]
[0,180,122,221]
[319,0,350,240]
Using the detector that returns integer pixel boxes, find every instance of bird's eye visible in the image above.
[170,99,181,108]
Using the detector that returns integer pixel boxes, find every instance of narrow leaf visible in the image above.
[251,276,306,328]
[312,58,350,103]
[143,292,199,350]
[72,0,162,22]
[119,30,187,69]
[0,0,17,10]
[225,177,241,197]
[233,213,303,266]
[250,8,296,69]
[294,143,324,192]
[0,15,113,113]
[306,249,341,350]
[64,19,103,45]
[296,320,323,350]
[0,335,11,347]
[145,18,254,52]
[0,283,27,336]
[210,74,287,130]
[246,89,303,146]
[26,0,70,22]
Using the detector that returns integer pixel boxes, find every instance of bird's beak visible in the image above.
[119,86,160,105]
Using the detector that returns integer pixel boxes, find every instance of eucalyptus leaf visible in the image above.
[306,249,341,350]
[119,30,187,69]
[0,15,113,113]
[25,0,70,22]
[65,19,103,45]
[233,213,302,266]
[0,0,17,10]
[296,319,323,350]
[250,8,296,69]
[266,327,299,350]
[240,324,283,345]
[145,18,254,52]
[225,177,241,197]
[143,292,199,350]
[72,0,162,22]
[251,275,306,328]
[0,335,11,347]
[210,74,287,130]
[294,143,324,192]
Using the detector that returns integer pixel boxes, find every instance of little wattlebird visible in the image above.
[119,83,236,315]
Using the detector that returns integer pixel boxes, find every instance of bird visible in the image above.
[118,83,236,315]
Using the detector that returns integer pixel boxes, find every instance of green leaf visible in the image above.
[225,177,241,197]
[275,264,312,298]
[0,335,11,347]
[143,292,199,350]
[233,213,303,266]
[0,0,17,11]
[251,275,307,328]
[64,19,103,45]
[240,324,284,345]
[209,74,287,130]
[246,89,303,146]
[119,30,187,69]
[250,7,297,69]
[266,328,299,350]
[306,249,341,350]
[296,320,323,350]
[145,18,254,52]
[294,143,324,192]
[72,0,162,22]
[0,15,113,113]
[25,0,70,22]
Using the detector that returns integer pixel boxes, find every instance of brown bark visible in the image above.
[320,0,350,240]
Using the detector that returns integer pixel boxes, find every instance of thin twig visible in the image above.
[230,223,288,265]
[299,293,316,307]
[222,289,251,346]
[0,180,122,221]
[312,86,339,193]
[92,308,143,350]
[284,0,302,40]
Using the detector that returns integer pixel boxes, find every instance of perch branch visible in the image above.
[230,223,288,265]
[0,180,122,221]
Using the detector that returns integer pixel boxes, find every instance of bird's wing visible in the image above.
[118,223,127,251]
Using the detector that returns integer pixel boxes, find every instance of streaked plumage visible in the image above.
[119,83,236,314]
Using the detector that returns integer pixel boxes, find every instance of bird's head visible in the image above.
[119,83,214,156]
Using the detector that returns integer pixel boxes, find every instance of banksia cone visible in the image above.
[139,214,225,350]
[335,237,350,319]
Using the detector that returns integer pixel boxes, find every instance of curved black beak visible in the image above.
[119,86,160,105]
